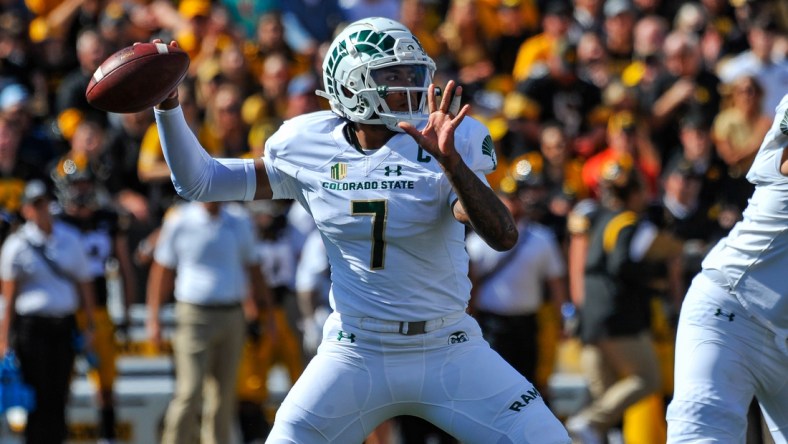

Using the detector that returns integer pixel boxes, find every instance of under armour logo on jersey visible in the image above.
[448,331,468,344]
[714,308,735,321]
[337,331,356,343]
[508,387,542,412]
[384,165,402,176]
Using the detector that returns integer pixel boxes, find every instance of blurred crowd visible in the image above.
[0,0,786,442]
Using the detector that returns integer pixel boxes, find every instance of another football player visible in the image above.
[51,159,136,444]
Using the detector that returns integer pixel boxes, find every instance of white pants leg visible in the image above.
[266,313,570,444]
[667,274,788,444]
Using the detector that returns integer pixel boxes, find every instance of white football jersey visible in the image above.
[263,111,497,321]
[702,93,788,332]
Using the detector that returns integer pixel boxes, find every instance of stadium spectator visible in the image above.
[55,28,109,127]
[279,0,346,57]
[576,31,612,88]
[488,0,536,79]
[434,0,496,97]
[716,10,788,117]
[570,0,605,42]
[216,41,258,98]
[712,75,772,187]
[254,53,294,120]
[1,82,59,167]
[222,0,280,41]
[623,14,668,106]
[0,11,32,87]
[516,40,604,140]
[244,11,310,81]
[399,0,444,59]
[648,30,722,160]
[668,113,730,207]
[581,110,661,198]
[283,73,321,120]
[202,82,252,158]
[654,157,727,285]
[513,0,574,82]
[102,109,155,222]
[601,0,637,77]
[0,113,48,247]
[532,121,590,241]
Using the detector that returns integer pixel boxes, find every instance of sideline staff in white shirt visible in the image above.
[0,179,96,444]
[146,201,270,444]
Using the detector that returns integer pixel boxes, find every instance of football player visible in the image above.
[151,18,570,444]
[667,94,788,442]
[51,159,135,444]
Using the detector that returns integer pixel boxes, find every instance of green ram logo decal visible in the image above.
[482,135,497,169]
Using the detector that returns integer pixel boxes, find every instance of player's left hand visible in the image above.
[398,80,470,170]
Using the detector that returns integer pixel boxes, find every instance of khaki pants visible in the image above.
[162,302,246,444]
[578,332,662,430]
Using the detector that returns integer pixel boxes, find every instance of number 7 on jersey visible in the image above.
[352,200,387,270]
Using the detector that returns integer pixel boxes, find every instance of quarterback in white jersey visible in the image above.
[667,94,788,443]
[151,17,569,444]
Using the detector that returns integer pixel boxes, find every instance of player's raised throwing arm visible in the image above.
[399,81,518,252]
[154,42,272,202]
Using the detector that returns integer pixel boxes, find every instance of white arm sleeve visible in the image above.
[154,106,258,202]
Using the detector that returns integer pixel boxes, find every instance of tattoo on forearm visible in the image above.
[447,163,517,251]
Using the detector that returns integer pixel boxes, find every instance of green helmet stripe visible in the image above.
[321,18,434,130]
[325,30,397,114]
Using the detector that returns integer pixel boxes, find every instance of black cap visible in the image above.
[750,12,780,32]
[679,111,710,131]
[663,156,701,180]
[543,0,572,17]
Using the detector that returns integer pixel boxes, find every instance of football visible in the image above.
[86,42,190,114]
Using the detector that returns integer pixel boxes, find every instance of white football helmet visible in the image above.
[317,17,436,132]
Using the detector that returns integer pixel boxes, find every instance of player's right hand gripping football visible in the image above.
[398,80,469,172]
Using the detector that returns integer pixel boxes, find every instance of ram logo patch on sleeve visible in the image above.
[780,108,788,136]
[482,135,497,169]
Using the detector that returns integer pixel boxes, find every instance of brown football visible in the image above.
[85,42,189,114]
